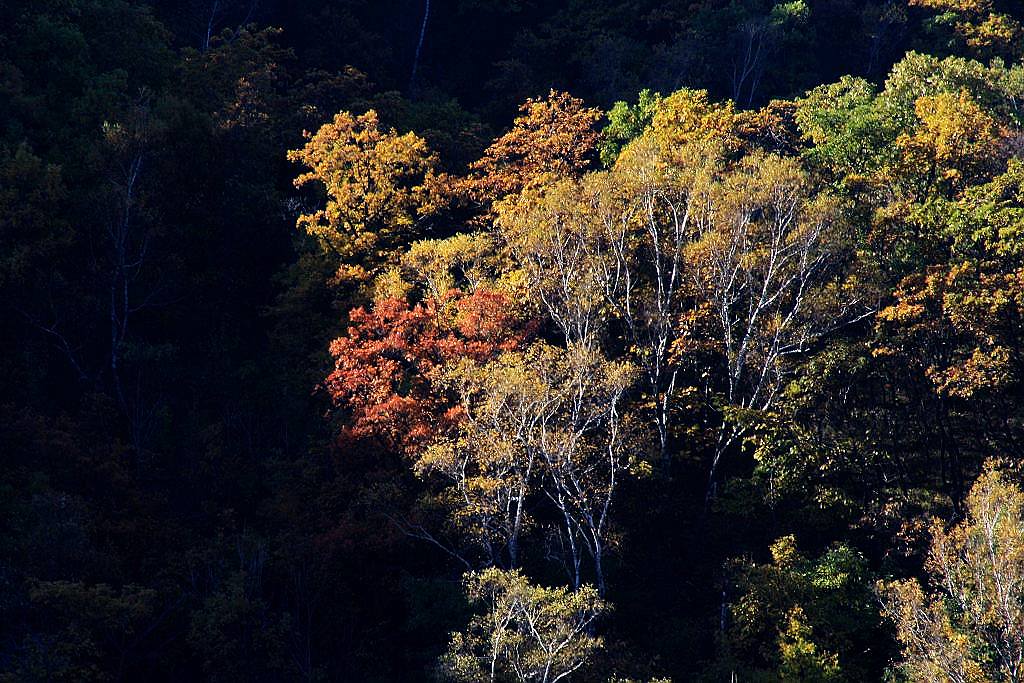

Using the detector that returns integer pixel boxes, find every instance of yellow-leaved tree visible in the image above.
[440,568,607,683]
[882,465,1024,682]
[910,0,1024,60]
[416,343,635,593]
[288,110,439,284]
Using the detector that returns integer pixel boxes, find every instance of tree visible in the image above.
[718,536,879,682]
[876,157,1024,392]
[178,25,295,134]
[795,53,1015,299]
[22,581,161,682]
[463,90,602,205]
[796,75,898,181]
[875,261,1024,403]
[494,178,609,353]
[729,2,809,108]
[494,90,741,464]
[595,101,733,464]
[646,89,742,164]
[288,110,439,284]
[418,343,635,591]
[891,90,1005,202]
[99,95,168,455]
[869,159,1024,504]
[325,289,533,458]
[796,55,1017,201]
[599,89,662,167]
[416,350,549,570]
[882,465,1024,682]
[397,232,507,304]
[440,568,607,683]
[0,145,76,383]
[674,152,862,499]
[910,0,1024,60]
[0,145,69,294]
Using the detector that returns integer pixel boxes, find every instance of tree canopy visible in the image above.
[5,1,1024,681]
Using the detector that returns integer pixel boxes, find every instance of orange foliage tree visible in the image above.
[324,289,535,457]
[461,90,602,205]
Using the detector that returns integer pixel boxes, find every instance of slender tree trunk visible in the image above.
[409,0,430,94]
[203,0,220,51]
[592,540,605,596]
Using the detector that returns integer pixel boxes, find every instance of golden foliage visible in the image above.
[441,568,607,683]
[464,90,602,203]
[288,110,438,284]
[882,466,1024,682]
[910,0,1023,59]
[894,91,1004,196]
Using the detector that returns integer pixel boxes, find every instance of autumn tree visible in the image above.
[494,179,609,352]
[325,289,533,458]
[797,54,1017,189]
[415,351,547,570]
[462,90,602,205]
[20,1,1024,681]
[718,536,879,682]
[396,232,508,303]
[288,110,439,284]
[595,92,739,463]
[871,159,1024,496]
[891,90,1005,202]
[911,0,1024,60]
[797,53,1018,279]
[882,465,1024,682]
[440,568,607,683]
[418,343,635,591]
[494,90,742,462]
[673,152,861,498]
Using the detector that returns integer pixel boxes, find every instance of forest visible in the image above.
[4,0,1024,680]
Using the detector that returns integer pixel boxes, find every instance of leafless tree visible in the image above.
[100,94,171,456]
[196,0,260,51]
[731,16,773,108]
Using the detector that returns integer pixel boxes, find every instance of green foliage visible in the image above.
[719,536,879,682]
[0,144,69,290]
[796,76,898,177]
[440,568,607,683]
[9,581,159,682]
[599,89,662,166]
[188,573,297,682]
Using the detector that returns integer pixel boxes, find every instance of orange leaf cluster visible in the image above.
[325,289,535,456]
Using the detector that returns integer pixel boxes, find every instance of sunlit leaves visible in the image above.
[910,0,1024,60]
[463,90,601,204]
[324,289,533,456]
[882,466,1024,682]
[288,110,439,284]
[440,568,607,683]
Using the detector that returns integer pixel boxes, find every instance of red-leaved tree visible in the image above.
[325,289,534,456]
